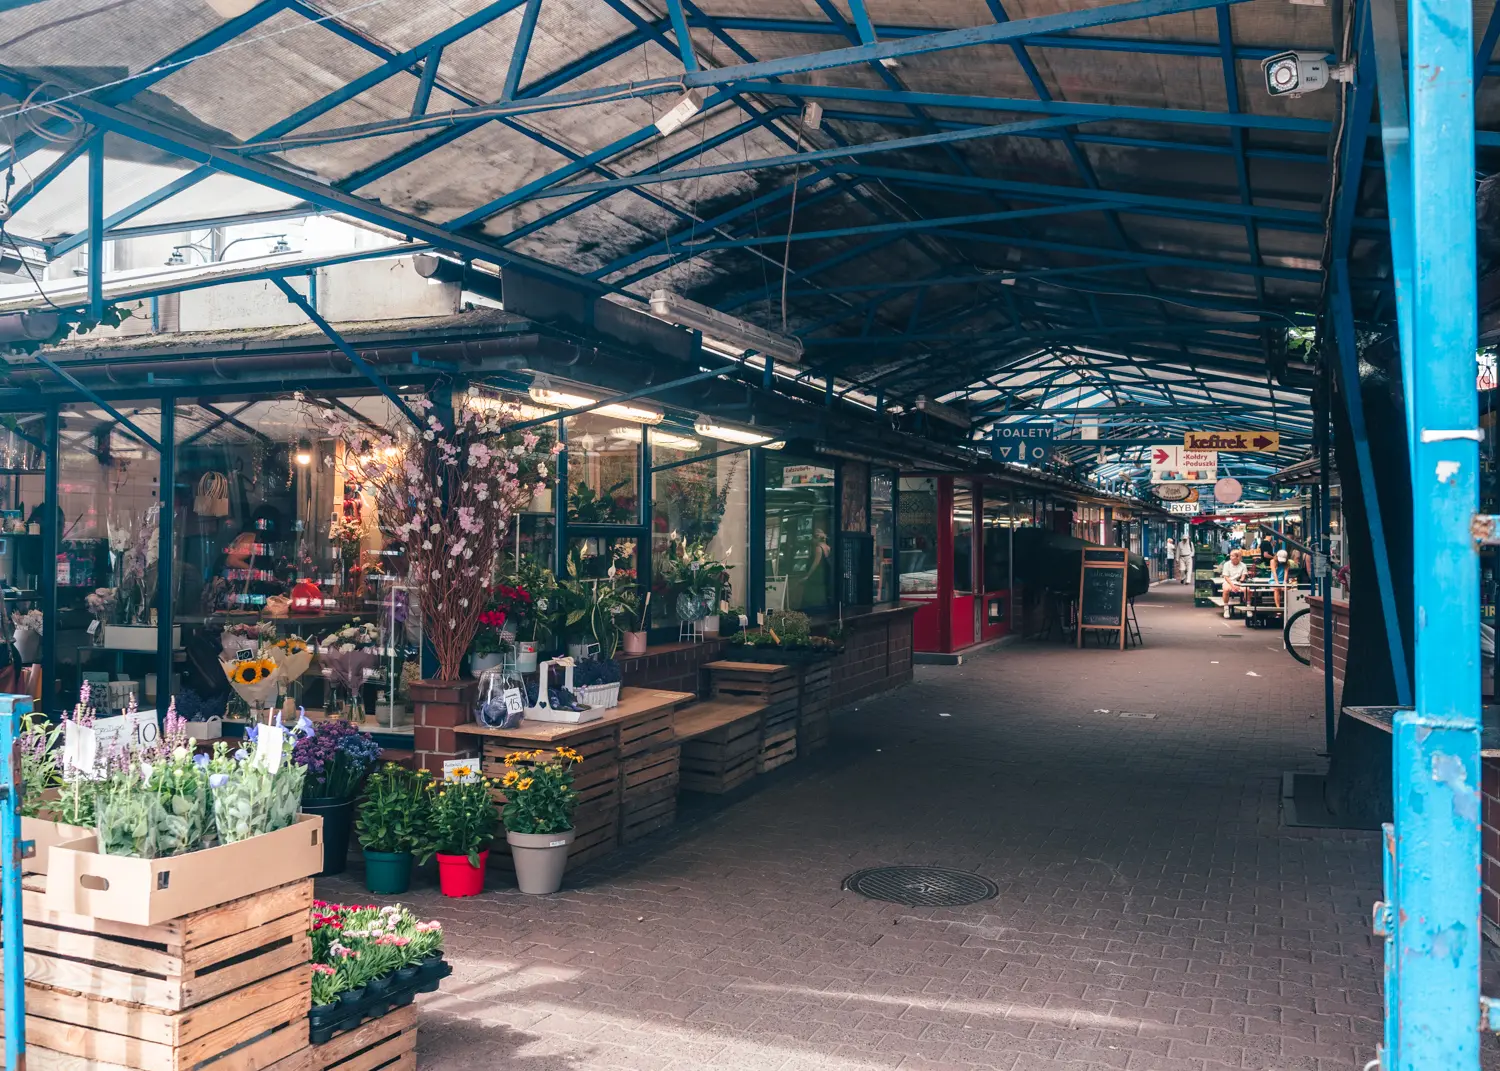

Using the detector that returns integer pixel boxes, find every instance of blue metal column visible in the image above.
[2,699,27,1071]
[42,406,58,718]
[157,400,174,712]
[86,135,105,320]
[1379,0,1482,1057]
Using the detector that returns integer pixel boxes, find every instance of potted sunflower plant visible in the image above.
[420,765,500,897]
[499,747,581,894]
[354,763,433,895]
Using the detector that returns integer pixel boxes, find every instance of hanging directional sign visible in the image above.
[1150,445,1217,483]
[990,422,1054,465]
[1168,502,1202,515]
[1155,484,1191,502]
[1183,431,1280,452]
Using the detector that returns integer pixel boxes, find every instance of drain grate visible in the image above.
[842,866,998,907]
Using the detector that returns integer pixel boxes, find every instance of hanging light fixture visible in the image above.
[693,420,784,448]
[295,438,312,465]
[528,385,663,424]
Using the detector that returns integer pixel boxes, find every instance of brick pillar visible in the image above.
[410,679,480,776]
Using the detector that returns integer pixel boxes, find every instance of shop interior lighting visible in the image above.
[649,290,804,364]
[466,393,557,421]
[295,438,312,466]
[649,429,701,451]
[528,386,662,424]
[655,89,705,136]
[694,420,784,449]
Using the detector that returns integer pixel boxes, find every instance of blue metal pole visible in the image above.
[503,0,543,100]
[1388,0,1482,1057]
[1,700,27,1071]
[86,135,104,320]
[157,400,174,711]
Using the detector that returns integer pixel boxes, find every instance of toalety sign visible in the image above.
[1183,431,1280,452]
[990,422,1054,466]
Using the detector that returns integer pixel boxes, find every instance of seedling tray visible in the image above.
[307,957,451,1045]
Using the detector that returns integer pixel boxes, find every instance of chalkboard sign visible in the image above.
[1077,546,1129,650]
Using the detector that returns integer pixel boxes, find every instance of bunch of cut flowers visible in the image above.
[94,703,211,858]
[309,901,445,1008]
[319,619,382,695]
[293,716,381,802]
[204,717,307,845]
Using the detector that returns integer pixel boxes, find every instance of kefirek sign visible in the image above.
[1183,431,1280,452]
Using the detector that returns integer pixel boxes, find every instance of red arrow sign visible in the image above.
[1152,448,1169,464]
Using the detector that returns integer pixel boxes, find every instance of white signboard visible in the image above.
[1150,446,1217,484]
[1168,502,1203,515]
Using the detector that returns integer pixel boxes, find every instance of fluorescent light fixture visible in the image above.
[914,395,972,430]
[694,420,784,449]
[655,89,705,136]
[650,289,805,364]
[608,425,644,443]
[529,386,663,424]
[650,430,701,451]
[466,393,557,421]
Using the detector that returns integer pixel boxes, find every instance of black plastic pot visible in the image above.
[301,796,356,876]
[367,972,393,995]
[339,986,366,1006]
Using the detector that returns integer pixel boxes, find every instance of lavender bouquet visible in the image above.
[294,718,381,802]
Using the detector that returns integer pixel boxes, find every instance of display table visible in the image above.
[456,688,695,869]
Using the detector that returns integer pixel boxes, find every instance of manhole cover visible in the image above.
[842,866,998,907]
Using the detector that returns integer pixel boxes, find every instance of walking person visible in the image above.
[1164,535,1176,582]
[1176,533,1194,584]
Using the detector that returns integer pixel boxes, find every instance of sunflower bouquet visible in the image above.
[270,635,315,686]
[222,655,282,708]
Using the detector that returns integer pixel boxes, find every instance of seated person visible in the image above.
[1220,549,1249,619]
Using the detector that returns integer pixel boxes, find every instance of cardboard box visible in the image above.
[18,816,93,875]
[45,814,324,926]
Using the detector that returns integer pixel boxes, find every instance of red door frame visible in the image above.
[936,475,954,652]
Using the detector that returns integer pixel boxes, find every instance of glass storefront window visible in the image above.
[59,403,162,713]
[567,534,637,582]
[171,395,421,729]
[898,477,937,596]
[983,489,1012,592]
[649,431,748,628]
[566,413,640,524]
[953,481,974,594]
[764,455,835,612]
[871,470,896,603]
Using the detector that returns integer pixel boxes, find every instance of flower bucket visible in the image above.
[362,849,413,895]
[621,631,648,656]
[700,615,720,635]
[436,850,488,897]
[301,797,356,876]
[516,642,539,674]
[507,829,574,894]
[471,651,505,675]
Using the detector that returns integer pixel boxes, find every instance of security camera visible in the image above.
[1262,51,1351,97]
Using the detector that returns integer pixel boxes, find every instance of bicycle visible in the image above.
[1284,607,1312,665]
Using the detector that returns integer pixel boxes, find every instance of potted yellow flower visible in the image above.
[499,747,581,894]
[421,768,500,897]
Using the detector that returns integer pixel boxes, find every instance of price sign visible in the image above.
[443,759,481,784]
[254,723,285,774]
[502,688,525,717]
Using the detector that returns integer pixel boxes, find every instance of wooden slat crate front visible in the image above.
[482,724,621,871]
[798,664,833,754]
[679,703,763,794]
[620,746,680,843]
[4,878,313,1071]
[308,1004,417,1071]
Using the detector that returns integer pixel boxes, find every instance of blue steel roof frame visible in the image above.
[0,0,1363,464]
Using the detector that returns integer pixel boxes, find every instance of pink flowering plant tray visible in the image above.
[307,900,449,1043]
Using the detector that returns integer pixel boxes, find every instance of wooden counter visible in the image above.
[1344,704,1500,756]
[454,688,694,744]
[457,687,696,870]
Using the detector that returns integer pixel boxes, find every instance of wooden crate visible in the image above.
[3,878,313,1071]
[798,663,833,754]
[619,706,675,758]
[620,746,680,844]
[677,700,764,794]
[307,1004,417,1071]
[707,663,798,722]
[759,727,797,773]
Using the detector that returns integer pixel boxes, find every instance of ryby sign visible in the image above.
[1183,431,1280,452]
[991,422,1054,465]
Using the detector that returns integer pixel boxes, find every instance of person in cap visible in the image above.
[1271,549,1289,608]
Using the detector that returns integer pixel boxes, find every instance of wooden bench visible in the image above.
[674,698,766,794]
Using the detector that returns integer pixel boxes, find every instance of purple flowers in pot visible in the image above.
[294,719,382,801]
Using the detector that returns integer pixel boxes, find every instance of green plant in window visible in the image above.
[568,479,633,523]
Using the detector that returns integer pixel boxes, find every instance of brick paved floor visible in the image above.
[322,582,1426,1070]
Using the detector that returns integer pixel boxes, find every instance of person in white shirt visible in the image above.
[1176,536,1194,584]
[1164,537,1176,579]
[1220,548,1249,619]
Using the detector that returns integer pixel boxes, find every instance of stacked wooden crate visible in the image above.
[619,702,681,844]
[6,877,313,1071]
[797,663,833,754]
[300,1004,418,1071]
[675,699,766,794]
[706,662,799,773]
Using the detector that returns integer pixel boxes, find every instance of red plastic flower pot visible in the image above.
[435,850,489,897]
